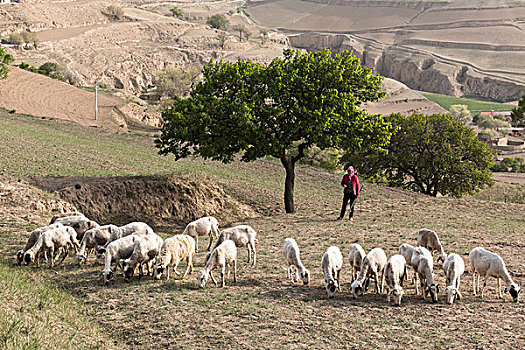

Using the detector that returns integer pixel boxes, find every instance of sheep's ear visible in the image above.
[436,285,440,293]
[504,287,509,293]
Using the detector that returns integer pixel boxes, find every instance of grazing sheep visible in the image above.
[443,253,465,305]
[96,222,154,264]
[384,254,407,306]
[155,235,196,280]
[417,228,447,262]
[469,247,520,302]
[23,226,80,267]
[411,247,439,303]
[100,235,143,286]
[399,243,417,288]
[74,225,119,265]
[123,233,164,281]
[282,238,310,285]
[348,243,366,282]
[197,240,237,288]
[351,248,387,299]
[321,246,343,298]
[182,216,220,252]
[209,225,257,266]
[16,223,64,264]
[49,211,84,224]
[53,215,99,241]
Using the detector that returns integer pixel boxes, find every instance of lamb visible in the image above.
[155,235,196,280]
[417,228,447,262]
[348,243,366,282]
[321,246,343,298]
[49,211,85,224]
[23,226,80,267]
[384,254,407,306]
[351,248,387,298]
[197,240,237,288]
[182,216,220,252]
[411,246,439,303]
[443,253,465,305]
[209,225,257,266]
[123,233,164,281]
[100,235,143,286]
[96,222,154,264]
[74,224,119,265]
[16,223,64,264]
[282,238,310,285]
[469,247,520,302]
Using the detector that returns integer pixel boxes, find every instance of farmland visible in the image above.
[1,111,524,349]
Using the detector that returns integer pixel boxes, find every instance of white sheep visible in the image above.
[16,223,64,264]
[399,243,416,288]
[100,235,143,286]
[411,247,439,303]
[123,233,164,281]
[182,216,220,252]
[96,222,154,264]
[348,243,366,282]
[351,248,387,299]
[282,238,310,285]
[209,225,257,266]
[53,214,99,242]
[469,247,520,302]
[155,235,196,280]
[417,228,447,262]
[197,240,237,288]
[74,224,119,265]
[23,226,80,267]
[443,253,465,305]
[49,211,85,224]
[384,254,407,306]
[321,246,343,298]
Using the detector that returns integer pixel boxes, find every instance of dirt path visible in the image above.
[0,67,126,130]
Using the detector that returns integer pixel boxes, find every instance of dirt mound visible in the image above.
[56,175,257,227]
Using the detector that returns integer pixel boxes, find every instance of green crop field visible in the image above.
[420,91,514,113]
[1,111,524,349]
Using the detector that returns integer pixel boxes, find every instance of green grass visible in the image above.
[419,91,514,113]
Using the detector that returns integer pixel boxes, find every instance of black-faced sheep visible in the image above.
[282,238,310,285]
[321,246,343,298]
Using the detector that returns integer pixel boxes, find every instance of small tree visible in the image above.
[8,33,24,47]
[343,113,494,197]
[154,66,200,99]
[232,24,251,42]
[156,49,391,213]
[511,94,525,126]
[217,32,228,49]
[207,14,229,30]
[477,114,511,130]
[0,47,14,79]
[449,104,472,124]
[170,6,184,18]
[260,28,270,44]
[106,5,124,20]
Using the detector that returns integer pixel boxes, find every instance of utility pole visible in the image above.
[94,79,98,121]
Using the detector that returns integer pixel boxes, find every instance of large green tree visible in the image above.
[343,113,494,197]
[0,48,14,79]
[156,49,391,213]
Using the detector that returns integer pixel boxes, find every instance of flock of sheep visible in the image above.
[15,212,520,306]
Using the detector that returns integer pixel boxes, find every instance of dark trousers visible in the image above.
[340,192,357,219]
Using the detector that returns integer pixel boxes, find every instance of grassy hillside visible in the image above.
[420,92,514,113]
[1,111,524,349]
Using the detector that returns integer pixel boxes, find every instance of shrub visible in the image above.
[207,14,229,30]
[105,5,124,20]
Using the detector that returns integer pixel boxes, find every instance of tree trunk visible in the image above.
[280,155,295,213]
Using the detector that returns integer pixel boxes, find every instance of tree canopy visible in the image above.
[343,113,494,197]
[156,49,392,212]
[511,94,525,126]
[206,14,229,30]
[0,48,14,80]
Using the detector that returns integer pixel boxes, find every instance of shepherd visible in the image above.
[337,166,360,221]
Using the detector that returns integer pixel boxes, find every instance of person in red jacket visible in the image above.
[337,166,360,221]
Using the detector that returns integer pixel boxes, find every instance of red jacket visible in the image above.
[341,174,360,196]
